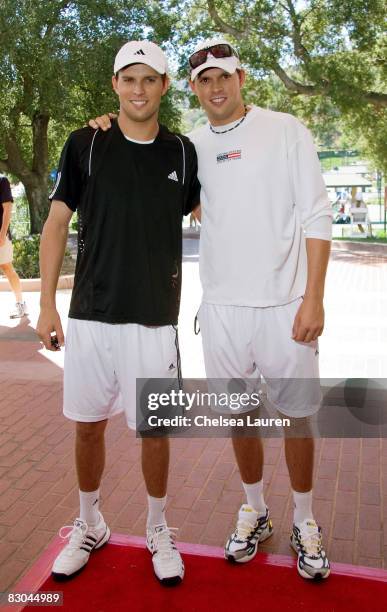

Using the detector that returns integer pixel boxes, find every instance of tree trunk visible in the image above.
[24,179,50,234]
[0,112,50,235]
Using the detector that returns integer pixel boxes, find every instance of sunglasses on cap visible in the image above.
[189,43,239,70]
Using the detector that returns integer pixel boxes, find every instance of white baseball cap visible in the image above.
[189,38,241,81]
[114,40,168,75]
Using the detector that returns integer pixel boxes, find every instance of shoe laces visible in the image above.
[235,518,257,541]
[59,521,87,551]
[299,530,322,557]
[149,526,179,559]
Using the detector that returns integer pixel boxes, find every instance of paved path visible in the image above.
[1,241,387,590]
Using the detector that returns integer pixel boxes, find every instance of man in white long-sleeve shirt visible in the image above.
[186,39,332,581]
[90,38,332,580]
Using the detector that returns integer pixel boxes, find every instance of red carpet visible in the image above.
[10,535,387,612]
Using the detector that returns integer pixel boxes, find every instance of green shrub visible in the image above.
[12,235,73,278]
[12,235,41,278]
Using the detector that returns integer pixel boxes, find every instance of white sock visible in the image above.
[242,480,266,515]
[79,489,100,526]
[293,490,314,524]
[147,494,167,527]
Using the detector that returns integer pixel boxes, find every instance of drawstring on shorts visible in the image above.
[172,324,183,390]
[194,313,200,335]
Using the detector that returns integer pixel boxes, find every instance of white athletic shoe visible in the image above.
[146,524,184,586]
[225,504,273,563]
[290,518,330,580]
[52,512,110,580]
[10,301,27,319]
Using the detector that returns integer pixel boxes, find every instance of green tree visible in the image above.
[172,0,387,171]
[0,0,180,233]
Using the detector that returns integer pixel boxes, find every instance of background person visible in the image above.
[351,189,369,234]
[0,175,27,319]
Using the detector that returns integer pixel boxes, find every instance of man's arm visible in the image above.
[292,238,331,343]
[288,120,332,343]
[0,202,12,246]
[37,201,73,351]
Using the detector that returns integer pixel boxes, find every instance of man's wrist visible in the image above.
[303,292,324,302]
[40,299,57,309]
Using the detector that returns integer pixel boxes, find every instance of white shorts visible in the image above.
[63,319,179,429]
[197,300,321,418]
[0,236,13,265]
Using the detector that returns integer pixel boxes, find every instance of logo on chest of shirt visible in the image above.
[168,170,179,182]
[217,149,242,164]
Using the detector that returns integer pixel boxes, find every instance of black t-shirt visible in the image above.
[0,176,13,239]
[50,122,201,325]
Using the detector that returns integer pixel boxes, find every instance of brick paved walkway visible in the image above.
[1,242,387,591]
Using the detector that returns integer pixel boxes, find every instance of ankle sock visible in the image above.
[79,489,100,526]
[242,479,266,515]
[293,489,314,524]
[147,494,167,527]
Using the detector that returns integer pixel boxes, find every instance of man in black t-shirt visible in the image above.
[0,176,27,318]
[37,41,200,586]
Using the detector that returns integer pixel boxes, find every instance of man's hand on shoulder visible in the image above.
[37,306,65,351]
[192,204,201,222]
[88,112,117,131]
[292,296,324,343]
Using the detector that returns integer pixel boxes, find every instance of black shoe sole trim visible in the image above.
[51,566,86,582]
[159,576,183,587]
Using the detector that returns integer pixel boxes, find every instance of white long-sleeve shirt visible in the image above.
[188,105,332,307]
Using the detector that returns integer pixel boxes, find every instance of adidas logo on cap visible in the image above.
[114,41,168,76]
